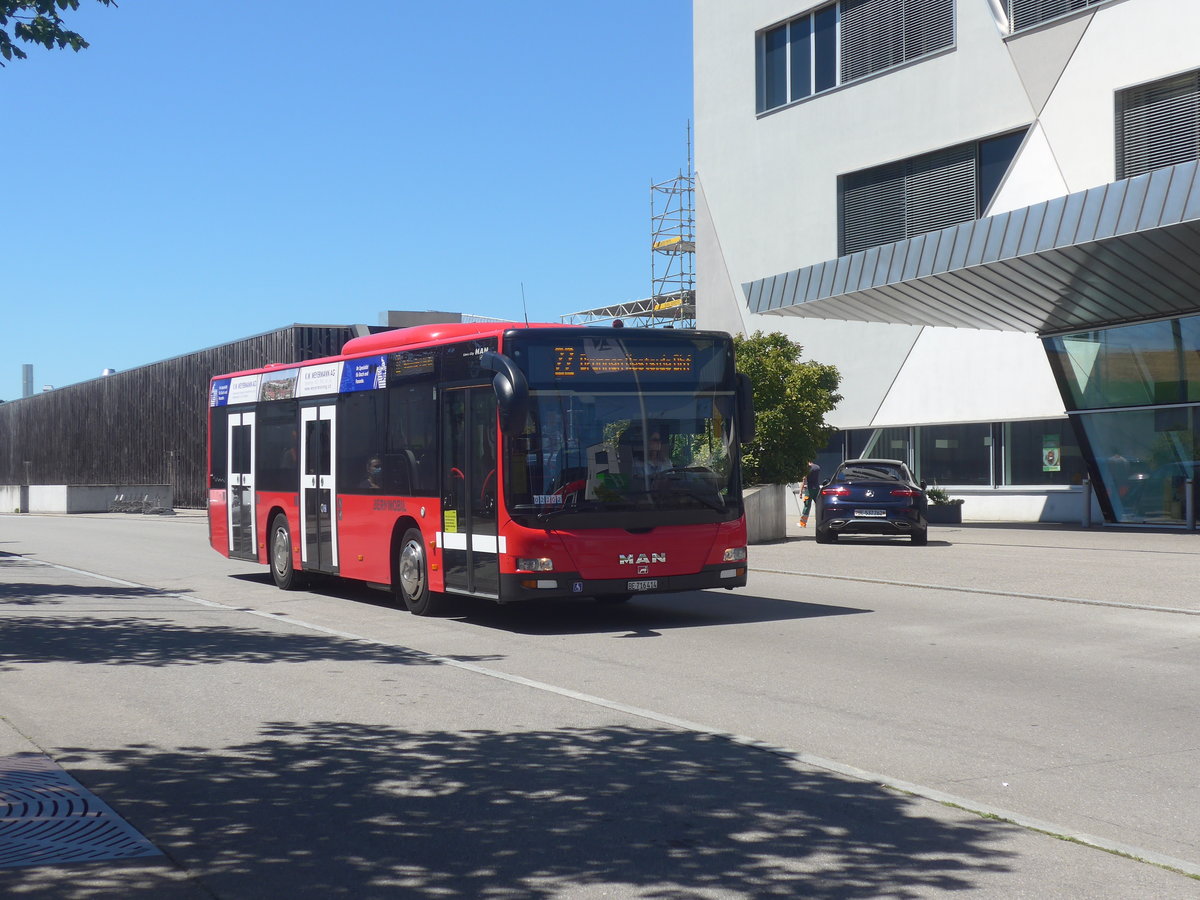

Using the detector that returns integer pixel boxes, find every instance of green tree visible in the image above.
[1,1,115,66]
[734,331,841,485]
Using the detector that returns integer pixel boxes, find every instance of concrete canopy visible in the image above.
[745,160,1200,337]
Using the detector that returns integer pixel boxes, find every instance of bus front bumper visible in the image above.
[499,563,747,602]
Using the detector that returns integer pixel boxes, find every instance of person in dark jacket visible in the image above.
[798,460,821,527]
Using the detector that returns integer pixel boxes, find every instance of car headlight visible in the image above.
[723,547,747,562]
[517,557,554,572]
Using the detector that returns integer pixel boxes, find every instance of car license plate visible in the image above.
[854,509,886,517]
[626,580,658,591]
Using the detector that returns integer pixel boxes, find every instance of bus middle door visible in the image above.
[227,410,256,559]
[441,386,500,598]
[300,403,339,574]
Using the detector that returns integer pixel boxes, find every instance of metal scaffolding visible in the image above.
[562,125,696,328]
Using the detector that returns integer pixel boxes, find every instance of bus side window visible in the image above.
[389,382,437,495]
[338,391,387,494]
[256,400,299,492]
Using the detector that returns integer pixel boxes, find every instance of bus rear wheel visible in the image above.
[396,528,442,616]
[270,514,305,590]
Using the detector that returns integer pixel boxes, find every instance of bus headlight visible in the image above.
[723,547,747,562]
[517,557,554,572]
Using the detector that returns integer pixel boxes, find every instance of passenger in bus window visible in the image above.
[281,430,298,471]
[359,455,384,490]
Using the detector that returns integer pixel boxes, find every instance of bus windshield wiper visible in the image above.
[535,505,588,523]
[673,489,726,512]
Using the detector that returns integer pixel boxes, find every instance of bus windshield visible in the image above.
[503,389,740,525]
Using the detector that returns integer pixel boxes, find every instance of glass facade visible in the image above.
[1046,312,1200,525]
[820,315,1200,526]
[834,419,1083,488]
[1047,320,1197,409]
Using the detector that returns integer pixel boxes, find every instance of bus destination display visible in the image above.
[552,341,695,378]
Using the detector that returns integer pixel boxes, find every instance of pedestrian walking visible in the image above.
[797,460,821,527]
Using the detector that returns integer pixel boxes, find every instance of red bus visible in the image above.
[207,322,754,615]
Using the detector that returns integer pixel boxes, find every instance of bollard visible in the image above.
[1187,478,1195,531]
[1081,477,1092,528]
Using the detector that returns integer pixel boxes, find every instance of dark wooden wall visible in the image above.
[0,325,354,508]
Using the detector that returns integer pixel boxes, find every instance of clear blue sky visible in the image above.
[1,0,694,401]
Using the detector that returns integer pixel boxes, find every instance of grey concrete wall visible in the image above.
[0,485,27,513]
[744,483,786,544]
[2,485,174,514]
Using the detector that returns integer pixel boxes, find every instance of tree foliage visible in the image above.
[0,1,115,66]
[734,331,841,485]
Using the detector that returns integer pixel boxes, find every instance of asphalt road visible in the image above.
[1,511,1198,898]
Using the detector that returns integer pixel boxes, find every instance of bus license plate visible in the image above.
[854,509,886,517]
[627,580,658,591]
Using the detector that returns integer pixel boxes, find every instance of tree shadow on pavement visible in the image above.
[10,722,1019,899]
[0,615,501,672]
[0,582,176,607]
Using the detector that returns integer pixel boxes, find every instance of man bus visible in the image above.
[207,322,754,615]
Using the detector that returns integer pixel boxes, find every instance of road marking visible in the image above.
[754,567,1200,616]
[11,554,1200,879]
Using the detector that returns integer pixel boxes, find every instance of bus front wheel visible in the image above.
[397,528,441,616]
[270,514,305,591]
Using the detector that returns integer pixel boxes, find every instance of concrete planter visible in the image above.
[925,504,963,525]
[743,483,787,543]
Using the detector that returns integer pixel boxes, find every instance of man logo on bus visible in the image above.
[619,553,666,565]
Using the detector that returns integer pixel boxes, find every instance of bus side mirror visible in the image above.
[480,351,530,436]
[736,372,756,444]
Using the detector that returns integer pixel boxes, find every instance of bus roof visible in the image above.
[209,320,726,387]
[210,321,571,383]
[339,321,566,357]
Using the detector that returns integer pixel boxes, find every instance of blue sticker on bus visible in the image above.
[341,356,387,392]
[209,379,231,407]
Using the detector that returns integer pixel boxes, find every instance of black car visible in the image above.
[814,458,928,545]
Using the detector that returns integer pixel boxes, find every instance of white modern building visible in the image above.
[694,0,1200,525]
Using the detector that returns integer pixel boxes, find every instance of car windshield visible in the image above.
[503,390,740,524]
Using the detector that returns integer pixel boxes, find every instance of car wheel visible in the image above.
[396,528,445,616]
[814,526,837,544]
[911,527,928,546]
[269,514,305,590]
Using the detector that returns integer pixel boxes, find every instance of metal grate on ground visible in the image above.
[0,754,161,869]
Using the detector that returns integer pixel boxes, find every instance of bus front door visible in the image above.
[227,411,257,559]
[300,404,339,574]
[441,386,500,598]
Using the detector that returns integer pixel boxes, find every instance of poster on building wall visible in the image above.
[1043,435,1061,472]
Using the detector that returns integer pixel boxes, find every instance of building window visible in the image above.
[1117,69,1200,179]
[1045,316,1200,411]
[1003,420,1086,487]
[1006,0,1110,33]
[843,419,1082,487]
[1075,406,1200,525]
[755,0,953,114]
[838,130,1025,255]
[917,423,992,486]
